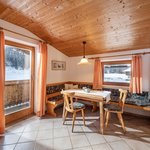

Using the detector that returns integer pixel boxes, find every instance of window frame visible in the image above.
[102,60,131,86]
[4,40,35,124]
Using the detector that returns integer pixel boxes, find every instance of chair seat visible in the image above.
[104,104,122,112]
[73,102,85,109]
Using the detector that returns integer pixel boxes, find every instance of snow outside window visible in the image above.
[102,61,131,86]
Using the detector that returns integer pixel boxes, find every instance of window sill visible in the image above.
[102,84,129,90]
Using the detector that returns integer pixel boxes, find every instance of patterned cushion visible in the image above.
[104,104,122,111]
[73,102,85,109]
[103,88,150,106]
[148,92,150,100]
[126,92,150,106]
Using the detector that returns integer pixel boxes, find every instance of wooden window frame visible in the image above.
[102,60,131,87]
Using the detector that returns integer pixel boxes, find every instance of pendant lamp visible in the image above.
[78,41,90,65]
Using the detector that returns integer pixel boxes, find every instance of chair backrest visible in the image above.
[119,89,127,112]
[63,92,75,112]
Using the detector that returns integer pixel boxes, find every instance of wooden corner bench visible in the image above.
[46,82,150,117]
[46,82,65,117]
[46,82,93,116]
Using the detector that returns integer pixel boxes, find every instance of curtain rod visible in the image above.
[88,51,150,59]
[0,27,46,43]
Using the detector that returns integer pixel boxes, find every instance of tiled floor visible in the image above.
[0,107,150,150]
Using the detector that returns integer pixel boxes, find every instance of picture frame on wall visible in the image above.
[51,60,66,70]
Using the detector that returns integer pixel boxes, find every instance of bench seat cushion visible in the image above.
[103,88,150,106]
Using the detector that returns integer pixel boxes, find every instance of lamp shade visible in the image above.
[78,57,90,65]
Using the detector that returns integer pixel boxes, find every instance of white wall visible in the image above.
[68,49,150,91]
[46,45,69,84]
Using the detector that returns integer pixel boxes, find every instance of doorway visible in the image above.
[4,41,35,124]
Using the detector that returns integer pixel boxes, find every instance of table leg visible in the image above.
[99,101,104,134]
[92,102,98,112]
[62,99,65,122]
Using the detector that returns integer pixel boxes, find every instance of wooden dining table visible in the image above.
[61,89,111,134]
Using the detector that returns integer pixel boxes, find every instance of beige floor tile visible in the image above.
[140,136,150,148]
[78,120,95,127]
[36,130,53,140]
[73,146,93,150]
[0,133,21,145]
[109,140,132,150]
[0,144,15,150]
[85,133,106,145]
[54,128,69,138]
[104,134,121,143]
[68,125,84,136]
[2,109,150,150]
[24,124,39,132]
[39,123,53,131]
[6,125,25,134]
[70,135,90,149]
[123,138,150,150]
[14,142,35,150]
[65,119,80,125]
[53,120,67,128]
[82,126,98,133]
[18,132,37,143]
[35,139,53,150]
[92,143,112,150]
[53,137,72,150]
[40,119,53,123]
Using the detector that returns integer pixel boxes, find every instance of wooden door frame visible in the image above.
[5,40,35,124]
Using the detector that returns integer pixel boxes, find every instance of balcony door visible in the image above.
[4,41,35,124]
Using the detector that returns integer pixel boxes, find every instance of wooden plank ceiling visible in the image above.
[0,0,150,57]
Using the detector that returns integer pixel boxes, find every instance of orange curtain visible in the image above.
[130,55,142,93]
[93,59,102,89]
[37,42,47,117]
[0,31,5,133]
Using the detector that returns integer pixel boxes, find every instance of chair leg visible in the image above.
[117,113,126,132]
[72,112,76,132]
[105,111,110,127]
[104,111,107,123]
[81,109,86,126]
[63,110,68,125]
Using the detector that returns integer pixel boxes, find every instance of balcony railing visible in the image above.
[5,80,30,115]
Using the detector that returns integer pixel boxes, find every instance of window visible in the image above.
[102,61,131,86]
[5,45,31,81]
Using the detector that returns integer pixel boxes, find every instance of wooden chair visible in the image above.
[104,89,127,132]
[62,92,86,132]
